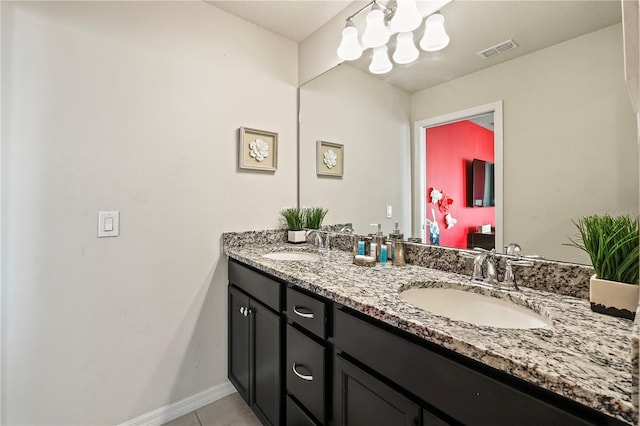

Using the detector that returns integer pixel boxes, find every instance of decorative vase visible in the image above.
[589,274,639,320]
[288,230,306,244]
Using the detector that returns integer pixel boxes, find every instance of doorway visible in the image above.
[413,101,503,253]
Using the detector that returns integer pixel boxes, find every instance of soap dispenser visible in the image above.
[389,221,404,241]
[370,223,385,261]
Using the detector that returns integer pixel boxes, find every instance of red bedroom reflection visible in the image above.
[425,115,495,250]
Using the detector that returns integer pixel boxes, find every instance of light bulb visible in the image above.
[369,45,393,74]
[392,32,419,64]
[420,13,450,52]
[361,4,390,48]
[390,0,422,33]
[337,22,363,60]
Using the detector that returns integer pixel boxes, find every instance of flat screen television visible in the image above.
[469,159,495,207]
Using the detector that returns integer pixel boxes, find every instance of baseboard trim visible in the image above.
[119,381,236,426]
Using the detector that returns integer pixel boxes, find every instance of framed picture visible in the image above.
[316,140,343,177]
[238,127,278,172]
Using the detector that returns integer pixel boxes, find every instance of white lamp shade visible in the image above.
[369,46,393,74]
[420,14,450,52]
[392,32,419,64]
[390,0,422,33]
[361,8,390,48]
[337,25,363,60]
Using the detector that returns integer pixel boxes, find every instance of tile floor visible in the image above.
[162,392,261,426]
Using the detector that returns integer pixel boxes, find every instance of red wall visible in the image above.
[425,120,494,248]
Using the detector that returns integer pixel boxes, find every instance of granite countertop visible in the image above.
[225,242,636,424]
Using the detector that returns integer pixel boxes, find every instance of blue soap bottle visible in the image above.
[380,244,387,264]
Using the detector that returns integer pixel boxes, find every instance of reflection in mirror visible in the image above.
[418,108,501,251]
[299,64,412,236]
[299,2,638,264]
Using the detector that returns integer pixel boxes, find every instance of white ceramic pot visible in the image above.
[288,230,306,244]
[589,274,639,320]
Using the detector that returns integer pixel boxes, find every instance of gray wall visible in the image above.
[300,64,412,235]
[411,24,638,263]
[1,2,297,424]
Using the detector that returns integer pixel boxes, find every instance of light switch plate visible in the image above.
[98,211,119,237]
[386,205,393,219]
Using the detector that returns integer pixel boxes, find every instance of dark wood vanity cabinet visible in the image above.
[228,259,627,426]
[333,306,627,426]
[228,260,284,426]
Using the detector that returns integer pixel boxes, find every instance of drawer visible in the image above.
[287,395,319,426]
[286,324,326,424]
[287,287,326,339]
[228,259,281,311]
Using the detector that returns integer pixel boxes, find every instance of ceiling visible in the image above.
[206,0,353,42]
[205,0,622,93]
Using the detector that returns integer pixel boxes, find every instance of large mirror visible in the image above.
[299,0,639,264]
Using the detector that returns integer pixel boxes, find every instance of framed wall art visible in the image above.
[316,140,343,177]
[238,127,278,172]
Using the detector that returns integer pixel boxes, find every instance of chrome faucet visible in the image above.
[505,243,521,256]
[339,225,354,234]
[462,244,537,291]
[307,230,330,250]
[463,248,498,286]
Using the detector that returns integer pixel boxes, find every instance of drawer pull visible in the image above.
[293,306,314,319]
[292,363,313,381]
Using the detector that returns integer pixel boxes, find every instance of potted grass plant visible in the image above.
[304,207,329,230]
[566,214,639,319]
[280,207,306,243]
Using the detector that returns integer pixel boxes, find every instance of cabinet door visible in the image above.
[228,286,251,403]
[334,355,421,426]
[251,299,282,426]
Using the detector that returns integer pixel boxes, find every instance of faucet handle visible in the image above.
[502,258,534,290]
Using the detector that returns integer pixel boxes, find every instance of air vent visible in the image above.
[477,39,518,59]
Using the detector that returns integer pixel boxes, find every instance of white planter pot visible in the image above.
[288,230,306,244]
[589,274,639,320]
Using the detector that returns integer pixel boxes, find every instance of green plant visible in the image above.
[280,207,304,231]
[566,214,639,284]
[304,207,328,230]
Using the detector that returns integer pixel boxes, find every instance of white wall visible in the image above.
[298,2,364,86]
[1,2,297,424]
[411,23,638,263]
[299,64,411,235]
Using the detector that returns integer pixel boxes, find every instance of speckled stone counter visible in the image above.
[223,232,636,424]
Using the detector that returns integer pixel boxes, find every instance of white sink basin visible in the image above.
[400,287,551,329]
[262,251,321,261]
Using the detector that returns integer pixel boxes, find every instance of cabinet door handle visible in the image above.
[239,307,245,315]
[293,306,314,319]
[292,363,313,381]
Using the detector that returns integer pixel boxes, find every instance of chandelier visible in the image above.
[337,0,451,74]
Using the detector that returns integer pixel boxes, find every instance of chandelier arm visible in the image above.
[345,0,394,23]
